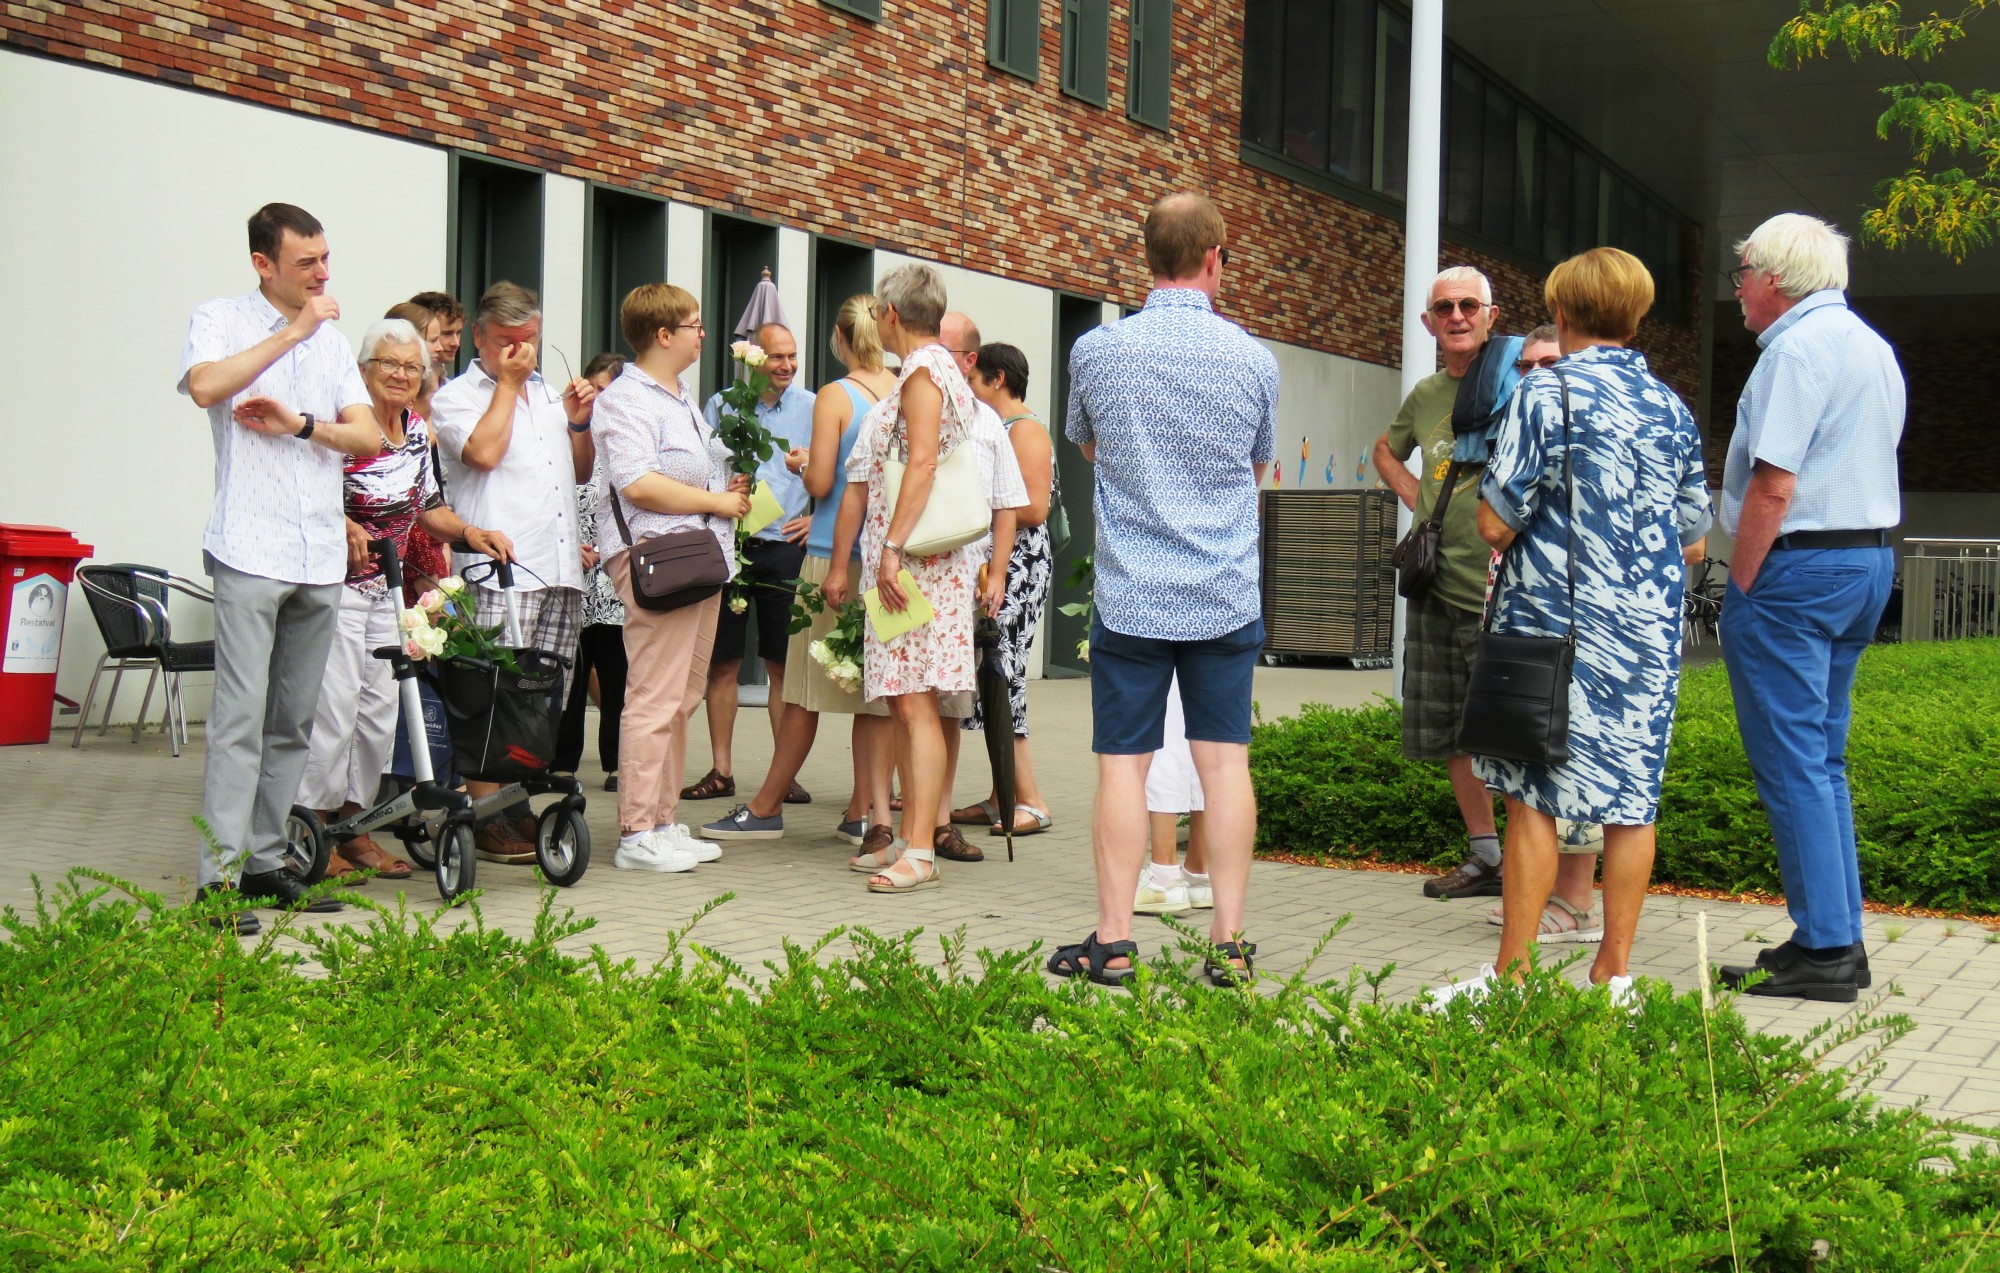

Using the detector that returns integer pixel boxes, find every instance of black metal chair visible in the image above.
[72,563,215,756]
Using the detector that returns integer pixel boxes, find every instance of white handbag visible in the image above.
[881,437,988,557]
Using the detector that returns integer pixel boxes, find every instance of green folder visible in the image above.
[863,570,934,642]
[740,481,785,538]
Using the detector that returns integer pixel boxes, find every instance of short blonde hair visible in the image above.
[1545,248,1654,343]
[1734,212,1849,298]
[620,283,698,355]
[876,263,947,335]
[834,293,884,371]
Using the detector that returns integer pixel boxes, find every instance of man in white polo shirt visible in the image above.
[178,202,385,934]
[430,280,598,864]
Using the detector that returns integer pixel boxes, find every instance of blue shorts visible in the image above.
[1089,615,1264,754]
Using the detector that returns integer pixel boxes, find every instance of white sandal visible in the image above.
[867,847,940,894]
[849,838,905,874]
[1485,895,1604,944]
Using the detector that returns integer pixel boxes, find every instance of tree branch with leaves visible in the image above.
[1771,0,2000,260]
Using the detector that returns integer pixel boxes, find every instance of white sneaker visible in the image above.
[658,823,722,863]
[1183,874,1214,910]
[613,834,697,874]
[1134,876,1192,915]
[1603,974,1637,1011]
[1423,964,1498,1013]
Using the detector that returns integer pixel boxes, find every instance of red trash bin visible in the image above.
[0,524,95,745]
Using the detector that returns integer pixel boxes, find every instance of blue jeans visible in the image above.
[1719,546,1893,949]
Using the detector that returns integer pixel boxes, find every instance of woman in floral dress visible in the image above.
[824,263,979,895]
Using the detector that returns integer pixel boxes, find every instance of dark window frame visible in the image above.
[1061,0,1110,104]
[821,0,881,21]
[989,0,1042,81]
[1126,0,1172,130]
[582,182,668,365]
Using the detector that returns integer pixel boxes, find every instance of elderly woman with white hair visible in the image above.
[823,263,982,894]
[297,317,513,880]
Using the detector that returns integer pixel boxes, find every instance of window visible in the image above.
[822,0,880,20]
[1240,5,1692,322]
[989,0,1040,80]
[1127,0,1172,130]
[809,237,874,389]
[449,154,543,375]
[584,186,666,363]
[703,214,780,400]
[1061,0,1110,104]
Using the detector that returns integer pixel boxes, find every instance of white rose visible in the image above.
[729,595,749,615]
[436,575,466,597]
[730,340,752,362]
[808,639,832,668]
[400,607,431,634]
[742,344,768,368]
[414,626,449,657]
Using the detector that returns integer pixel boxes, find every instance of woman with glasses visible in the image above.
[592,285,752,874]
[823,263,982,894]
[298,317,512,882]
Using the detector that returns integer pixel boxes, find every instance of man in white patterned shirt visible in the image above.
[430,281,599,864]
[178,203,384,933]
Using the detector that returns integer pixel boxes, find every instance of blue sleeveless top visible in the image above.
[806,379,875,559]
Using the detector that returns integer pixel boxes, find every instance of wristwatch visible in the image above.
[884,541,904,557]
[296,412,316,441]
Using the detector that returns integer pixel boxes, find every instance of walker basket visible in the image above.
[432,648,565,784]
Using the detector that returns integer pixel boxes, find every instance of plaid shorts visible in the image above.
[1400,590,1484,760]
[473,585,582,700]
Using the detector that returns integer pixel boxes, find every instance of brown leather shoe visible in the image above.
[932,824,984,862]
[475,818,537,864]
[784,780,812,805]
[1423,855,1503,899]
[858,824,896,860]
[337,834,414,880]
[681,768,735,801]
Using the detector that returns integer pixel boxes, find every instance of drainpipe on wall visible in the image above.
[1390,0,1446,705]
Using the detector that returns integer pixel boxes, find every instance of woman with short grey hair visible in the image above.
[823,262,982,894]
[296,317,513,882]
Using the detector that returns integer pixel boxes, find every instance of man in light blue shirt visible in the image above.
[1049,191,1279,990]
[689,322,816,803]
[1717,213,1904,1004]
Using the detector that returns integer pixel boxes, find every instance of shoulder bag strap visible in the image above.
[1427,458,1464,528]
[1482,373,1577,633]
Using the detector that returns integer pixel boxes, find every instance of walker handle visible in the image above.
[371,538,403,591]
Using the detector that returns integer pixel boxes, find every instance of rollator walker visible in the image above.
[278,539,592,900]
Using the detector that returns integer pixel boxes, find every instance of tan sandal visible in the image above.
[867,849,940,894]
[849,837,905,874]
[338,835,413,880]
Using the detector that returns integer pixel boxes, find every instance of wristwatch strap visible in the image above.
[297,412,316,440]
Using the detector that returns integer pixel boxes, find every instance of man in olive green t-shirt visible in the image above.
[1374,265,1505,900]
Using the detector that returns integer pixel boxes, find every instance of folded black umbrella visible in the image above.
[974,608,1017,862]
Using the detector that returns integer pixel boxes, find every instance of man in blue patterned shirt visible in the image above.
[1717,213,1904,1004]
[1050,192,1279,988]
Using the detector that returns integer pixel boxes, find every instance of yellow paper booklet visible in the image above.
[863,570,934,642]
[739,481,785,539]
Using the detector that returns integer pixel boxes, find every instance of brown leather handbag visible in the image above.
[607,496,729,613]
[1390,458,1463,600]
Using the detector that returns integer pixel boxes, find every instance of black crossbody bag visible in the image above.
[1454,370,1577,766]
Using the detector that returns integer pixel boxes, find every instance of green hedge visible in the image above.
[2,879,1995,1268]
[1250,640,2000,915]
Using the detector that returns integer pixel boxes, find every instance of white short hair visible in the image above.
[1431,265,1493,304]
[1734,213,1849,298]
[357,318,430,370]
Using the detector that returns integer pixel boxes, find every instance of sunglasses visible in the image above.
[1429,298,1489,318]
[1514,356,1561,373]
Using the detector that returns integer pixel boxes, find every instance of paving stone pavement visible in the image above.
[7,666,1997,1130]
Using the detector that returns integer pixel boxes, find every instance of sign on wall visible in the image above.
[5,573,66,674]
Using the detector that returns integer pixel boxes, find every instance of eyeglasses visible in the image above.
[1726,265,1762,289]
[1514,356,1561,373]
[869,303,889,320]
[947,348,978,356]
[1428,298,1489,318]
[1210,245,1230,266]
[675,322,706,333]
[365,358,425,379]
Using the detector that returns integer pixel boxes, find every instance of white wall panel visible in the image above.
[776,228,810,337]
[665,202,706,299]
[0,50,447,721]
[540,175,587,381]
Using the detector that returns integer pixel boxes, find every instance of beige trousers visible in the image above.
[609,553,719,835]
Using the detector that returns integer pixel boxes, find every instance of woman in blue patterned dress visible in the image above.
[1436,248,1712,1006]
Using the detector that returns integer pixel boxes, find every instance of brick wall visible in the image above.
[1711,318,2000,493]
[2,0,1703,404]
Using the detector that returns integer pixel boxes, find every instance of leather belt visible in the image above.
[1770,529,1890,551]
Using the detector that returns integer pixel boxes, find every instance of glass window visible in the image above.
[1445,60,1482,228]
[1280,1,1332,168]
[1512,111,1541,256]
[1541,131,1573,261]
[1242,0,1283,147]
[1375,8,1410,198]
[1480,82,1516,243]
[1327,0,1374,184]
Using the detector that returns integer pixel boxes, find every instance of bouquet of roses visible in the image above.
[714,341,781,479]
[398,575,520,672]
[790,580,864,694]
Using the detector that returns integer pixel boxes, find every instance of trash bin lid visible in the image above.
[0,524,94,558]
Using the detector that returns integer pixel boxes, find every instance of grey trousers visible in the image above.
[197,557,341,886]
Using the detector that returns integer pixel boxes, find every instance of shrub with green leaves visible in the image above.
[1250,640,2000,914]
[2,877,1995,1268]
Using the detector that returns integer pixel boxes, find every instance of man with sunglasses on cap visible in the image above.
[1373,266,1510,901]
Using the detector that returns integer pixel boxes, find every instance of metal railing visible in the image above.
[1901,539,2000,642]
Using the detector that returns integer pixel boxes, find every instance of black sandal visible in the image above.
[1047,931,1138,987]
[1204,940,1258,988]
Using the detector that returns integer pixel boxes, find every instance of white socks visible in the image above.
[1146,863,1183,890]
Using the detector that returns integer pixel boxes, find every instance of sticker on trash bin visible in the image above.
[5,574,65,674]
